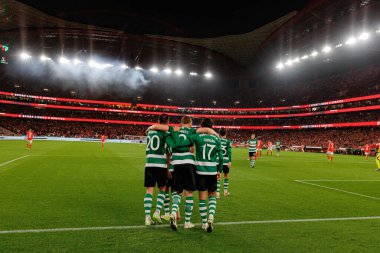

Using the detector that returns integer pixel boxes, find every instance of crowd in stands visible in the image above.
[1,93,379,116]
[1,105,378,127]
[1,118,379,149]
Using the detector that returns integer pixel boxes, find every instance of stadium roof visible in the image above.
[145,12,297,66]
[2,0,379,69]
[0,0,297,67]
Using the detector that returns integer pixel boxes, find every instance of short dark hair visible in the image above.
[181,116,192,125]
[220,128,227,136]
[201,118,213,128]
[159,114,169,124]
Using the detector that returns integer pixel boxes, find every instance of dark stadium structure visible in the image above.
[1,0,380,151]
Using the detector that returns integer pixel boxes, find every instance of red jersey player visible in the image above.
[101,134,107,149]
[267,141,273,156]
[26,129,34,150]
[301,144,305,152]
[364,144,370,160]
[326,140,334,162]
[257,139,263,157]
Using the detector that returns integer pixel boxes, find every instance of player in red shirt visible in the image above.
[301,144,305,152]
[267,141,273,156]
[101,134,107,150]
[364,144,370,160]
[256,139,263,158]
[26,129,34,150]
[326,140,334,162]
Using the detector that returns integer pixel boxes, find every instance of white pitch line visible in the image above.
[295,180,380,201]
[299,180,380,182]
[0,155,29,167]
[1,216,380,235]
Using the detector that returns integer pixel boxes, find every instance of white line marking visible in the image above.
[295,180,380,201]
[1,216,380,235]
[298,180,380,182]
[0,155,29,167]
[31,155,144,158]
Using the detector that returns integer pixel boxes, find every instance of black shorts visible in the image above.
[166,171,174,188]
[249,152,256,157]
[196,174,217,192]
[144,167,167,188]
[173,164,196,193]
[222,165,230,174]
[276,147,281,152]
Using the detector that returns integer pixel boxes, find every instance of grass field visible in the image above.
[0,140,379,252]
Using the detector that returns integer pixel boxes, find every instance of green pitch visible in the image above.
[0,140,379,252]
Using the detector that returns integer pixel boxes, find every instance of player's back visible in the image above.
[146,130,169,168]
[172,127,196,165]
[220,138,231,163]
[193,134,222,174]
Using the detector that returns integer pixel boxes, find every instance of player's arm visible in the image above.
[217,140,224,173]
[227,140,232,167]
[171,131,195,148]
[146,124,180,134]
[196,127,219,137]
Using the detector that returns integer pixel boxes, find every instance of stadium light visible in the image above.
[189,72,198,76]
[345,37,357,45]
[150,67,159,73]
[322,46,332,53]
[73,59,83,65]
[276,63,284,70]
[164,68,172,74]
[104,63,113,68]
[285,59,293,66]
[19,52,32,60]
[335,43,343,48]
[135,66,142,70]
[59,57,70,64]
[311,51,318,57]
[301,55,309,60]
[293,57,300,63]
[358,32,370,40]
[204,72,213,78]
[121,64,129,69]
[40,55,51,61]
[174,69,183,76]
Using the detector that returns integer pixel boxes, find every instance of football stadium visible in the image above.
[1,0,380,252]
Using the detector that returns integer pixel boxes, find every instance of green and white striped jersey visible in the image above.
[171,127,197,166]
[275,141,282,148]
[247,139,257,153]
[145,127,174,169]
[220,138,232,165]
[172,130,223,175]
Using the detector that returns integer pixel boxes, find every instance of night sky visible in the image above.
[19,0,311,37]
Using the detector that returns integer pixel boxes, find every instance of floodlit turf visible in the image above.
[0,140,379,252]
